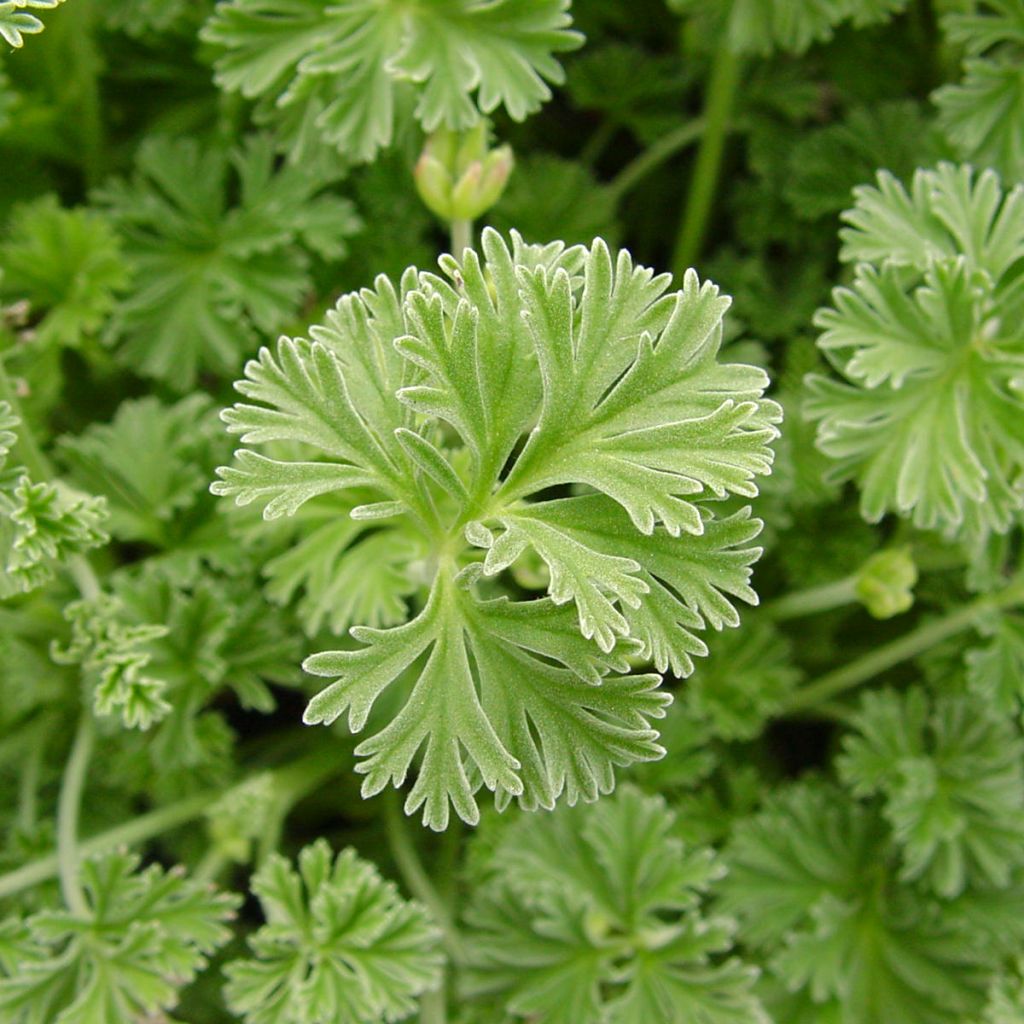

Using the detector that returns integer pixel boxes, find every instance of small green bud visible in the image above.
[855,547,918,619]
[413,123,514,223]
[413,152,456,220]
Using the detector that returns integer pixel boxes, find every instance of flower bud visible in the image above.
[855,547,917,619]
[413,122,514,223]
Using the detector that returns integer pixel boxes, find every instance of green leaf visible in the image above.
[463,786,767,1023]
[51,592,171,730]
[97,564,302,791]
[682,615,800,740]
[303,572,668,828]
[95,134,358,389]
[223,839,443,1024]
[935,61,1024,179]
[217,230,778,828]
[0,477,108,598]
[107,0,206,36]
[0,850,238,1024]
[0,0,64,47]
[0,401,18,472]
[838,687,1024,897]
[262,496,425,636]
[501,246,778,538]
[935,1,1024,178]
[487,154,620,246]
[808,165,1024,540]
[783,102,949,221]
[720,781,992,1024]
[565,43,693,142]
[977,961,1024,1024]
[669,0,908,56]
[966,610,1024,713]
[202,0,582,163]
[58,395,228,548]
[0,196,129,348]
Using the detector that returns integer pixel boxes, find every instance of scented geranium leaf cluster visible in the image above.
[0,196,128,350]
[201,0,583,163]
[95,134,360,390]
[57,393,230,554]
[462,786,767,1023]
[838,687,1024,898]
[719,781,998,1024]
[224,839,442,1024]
[214,229,780,828]
[9,3,1024,1023]
[0,850,239,1023]
[806,163,1024,543]
[934,0,1024,177]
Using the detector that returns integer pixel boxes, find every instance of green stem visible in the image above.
[450,218,473,257]
[585,118,614,166]
[17,727,45,832]
[0,748,343,903]
[606,118,706,206]
[782,581,1024,715]
[194,847,232,885]
[56,713,94,916]
[419,988,447,1024]
[580,119,617,167]
[670,45,741,278]
[385,791,466,966]
[73,1,105,189]
[765,576,859,622]
[256,745,347,866]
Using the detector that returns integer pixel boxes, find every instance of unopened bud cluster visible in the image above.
[855,548,918,619]
[414,122,513,223]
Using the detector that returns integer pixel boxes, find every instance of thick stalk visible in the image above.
[450,218,473,257]
[670,45,741,278]
[606,118,706,206]
[782,581,1024,714]
[56,713,95,915]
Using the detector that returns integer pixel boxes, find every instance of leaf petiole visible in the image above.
[782,578,1024,714]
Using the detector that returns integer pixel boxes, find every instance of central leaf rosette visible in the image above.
[213,231,781,829]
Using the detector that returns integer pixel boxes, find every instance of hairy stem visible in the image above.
[194,847,233,885]
[385,790,466,967]
[0,747,343,901]
[253,754,340,867]
[419,988,447,1024]
[671,45,741,278]
[56,713,95,915]
[782,580,1024,714]
[450,218,473,257]
[766,576,859,621]
[606,118,705,206]
[17,726,46,833]
[580,119,617,167]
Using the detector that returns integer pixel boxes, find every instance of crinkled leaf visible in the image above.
[224,840,442,1024]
